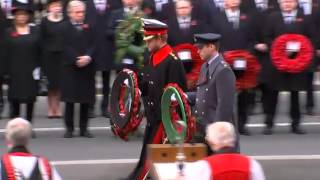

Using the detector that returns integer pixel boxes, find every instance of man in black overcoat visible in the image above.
[262,0,316,134]
[85,0,122,117]
[166,0,208,46]
[61,0,96,138]
[209,0,256,135]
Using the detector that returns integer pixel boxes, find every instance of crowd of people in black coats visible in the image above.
[1,0,320,137]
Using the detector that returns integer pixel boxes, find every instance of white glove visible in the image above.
[33,67,41,80]
[171,94,177,101]
[123,79,129,86]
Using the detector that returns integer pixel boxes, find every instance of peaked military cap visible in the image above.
[142,18,168,41]
[194,33,221,48]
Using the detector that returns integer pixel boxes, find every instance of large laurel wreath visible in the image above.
[115,10,146,68]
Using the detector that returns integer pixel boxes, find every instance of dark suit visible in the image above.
[211,10,254,52]
[297,0,320,112]
[210,9,255,133]
[167,14,208,46]
[86,0,121,114]
[240,0,280,14]
[60,20,96,133]
[0,8,11,118]
[0,10,6,116]
[263,10,315,130]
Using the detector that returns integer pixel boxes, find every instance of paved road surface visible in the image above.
[0,93,319,180]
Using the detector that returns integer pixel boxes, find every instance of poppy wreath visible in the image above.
[173,43,204,90]
[270,34,314,73]
[161,83,196,143]
[223,50,261,90]
[110,69,143,141]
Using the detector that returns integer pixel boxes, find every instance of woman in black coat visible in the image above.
[40,0,64,118]
[0,9,8,118]
[3,3,40,125]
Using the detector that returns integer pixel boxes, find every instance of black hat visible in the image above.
[194,33,221,48]
[47,0,62,5]
[11,0,34,14]
[142,18,168,41]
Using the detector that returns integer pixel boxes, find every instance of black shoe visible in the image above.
[88,110,96,119]
[292,127,306,134]
[80,131,94,138]
[102,109,110,118]
[263,127,273,135]
[64,131,73,138]
[239,128,251,136]
[306,107,314,116]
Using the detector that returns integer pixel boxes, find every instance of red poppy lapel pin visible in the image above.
[81,24,89,30]
[11,31,19,38]
[191,20,198,26]
[240,14,247,20]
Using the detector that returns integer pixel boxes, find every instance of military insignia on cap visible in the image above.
[17,0,28,3]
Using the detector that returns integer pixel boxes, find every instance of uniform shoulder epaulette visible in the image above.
[221,60,230,68]
[170,52,178,60]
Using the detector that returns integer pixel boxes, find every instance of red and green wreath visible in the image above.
[223,50,260,90]
[110,69,143,141]
[161,83,196,143]
[173,43,204,90]
[270,34,314,73]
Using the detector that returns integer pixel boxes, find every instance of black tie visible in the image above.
[205,62,210,81]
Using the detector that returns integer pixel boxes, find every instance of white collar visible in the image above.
[207,53,220,65]
[177,16,191,23]
[124,6,139,14]
[225,9,240,18]
[282,9,298,17]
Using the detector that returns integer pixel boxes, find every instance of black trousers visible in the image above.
[0,77,4,115]
[129,113,162,180]
[89,71,110,111]
[10,101,34,123]
[101,71,110,109]
[64,102,89,132]
[237,90,251,131]
[306,72,314,109]
[264,89,301,129]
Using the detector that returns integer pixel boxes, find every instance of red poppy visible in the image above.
[240,15,247,20]
[190,20,198,26]
[11,31,19,38]
[173,43,204,90]
[223,50,261,90]
[111,69,143,141]
[81,24,89,30]
[270,34,313,73]
[164,83,196,142]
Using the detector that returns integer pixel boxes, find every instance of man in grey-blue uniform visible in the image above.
[188,33,237,154]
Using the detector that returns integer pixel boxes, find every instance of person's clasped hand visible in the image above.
[76,56,91,68]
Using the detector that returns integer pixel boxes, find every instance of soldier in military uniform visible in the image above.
[126,19,187,180]
[187,33,236,154]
